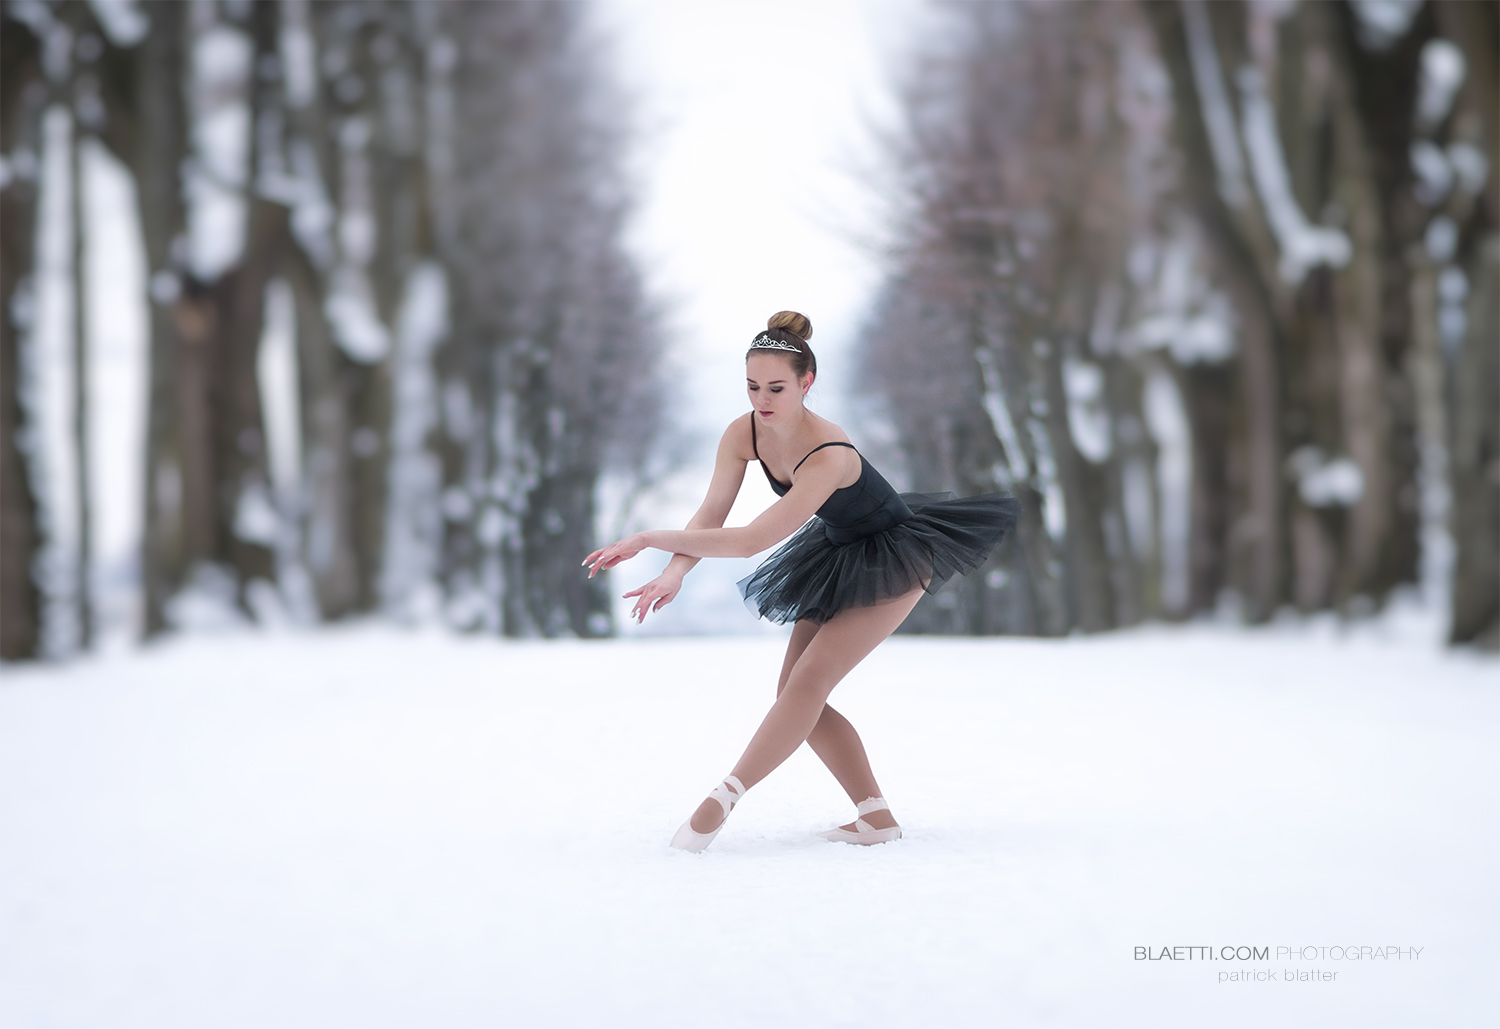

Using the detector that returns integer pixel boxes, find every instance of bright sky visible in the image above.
[598,0,911,470]
[589,0,923,630]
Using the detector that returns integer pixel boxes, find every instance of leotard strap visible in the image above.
[792,441,857,474]
[750,415,858,492]
[751,414,790,492]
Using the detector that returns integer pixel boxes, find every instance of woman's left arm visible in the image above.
[583,450,846,576]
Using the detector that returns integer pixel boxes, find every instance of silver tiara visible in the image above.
[749,332,801,353]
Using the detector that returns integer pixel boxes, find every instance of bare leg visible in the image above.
[773,619,896,830]
[688,588,922,833]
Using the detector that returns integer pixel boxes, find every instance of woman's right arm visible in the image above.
[623,416,750,621]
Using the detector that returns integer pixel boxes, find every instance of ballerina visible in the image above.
[583,310,1018,851]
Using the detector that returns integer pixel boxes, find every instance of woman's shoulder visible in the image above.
[720,412,756,459]
[810,413,855,450]
[797,420,862,487]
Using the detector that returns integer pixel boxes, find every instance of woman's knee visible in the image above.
[780,658,842,709]
[777,620,820,696]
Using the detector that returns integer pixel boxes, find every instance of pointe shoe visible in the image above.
[669,775,745,852]
[818,796,902,845]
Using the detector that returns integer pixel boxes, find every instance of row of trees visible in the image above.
[1,0,662,659]
[861,0,1496,645]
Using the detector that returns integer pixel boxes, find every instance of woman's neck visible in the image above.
[759,407,817,445]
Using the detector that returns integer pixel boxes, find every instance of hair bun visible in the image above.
[767,310,813,341]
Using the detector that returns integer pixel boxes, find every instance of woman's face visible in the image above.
[746,353,810,425]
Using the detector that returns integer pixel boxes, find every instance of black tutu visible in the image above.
[737,491,1020,625]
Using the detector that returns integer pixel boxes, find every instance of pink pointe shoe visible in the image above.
[669,775,745,852]
[818,796,902,845]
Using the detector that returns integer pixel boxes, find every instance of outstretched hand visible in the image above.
[582,532,651,578]
[622,572,683,624]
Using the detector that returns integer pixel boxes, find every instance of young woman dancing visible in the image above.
[583,311,1018,852]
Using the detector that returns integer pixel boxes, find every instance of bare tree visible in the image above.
[1429,1,1498,646]
[0,5,47,659]
[859,0,1485,640]
[432,1,660,637]
[861,2,1177,636]
[85,0,194,637]
[1148,0,1493,642]
[3,0,662,654]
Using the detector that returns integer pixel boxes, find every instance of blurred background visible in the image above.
[1,0,1496,659]
[3,6,1497,1027]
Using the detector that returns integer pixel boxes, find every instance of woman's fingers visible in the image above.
[583,542,625,577]
[611,570,678,623]
[590,545,632,576]
[586,548,616,578]
[625,580,673,623]
[585,534,655,578]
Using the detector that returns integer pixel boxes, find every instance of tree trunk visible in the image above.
[208,197,287,602]
[129,1,191,637]
[1041,338,1117,633]
[69,113,92,647]
[1448,236,1499,647]
[0,13,46,660]
[1433,1,1500,648]
[287,249,362,619]
[1151,0,1348,621]
[201,0,284,608]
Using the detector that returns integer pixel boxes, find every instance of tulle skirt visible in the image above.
[737,492,1020,625]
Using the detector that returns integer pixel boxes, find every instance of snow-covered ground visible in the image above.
[1,620,1495,1028]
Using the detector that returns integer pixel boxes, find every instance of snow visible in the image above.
[1029,414,1067,542]
[147,269,179,305]
[1121,455,1154,559]
[380,262,448,618]
[1415,40,1465,130]
[159,563,247,633]
[186,26,253,280]
[1143,368,1191,614]
[1182,0,1250,210]
[87,0,150,47]
[30,106,84,655]
[1425,215,1458,263]
[323,265,391,364]
[279,14,317,110]
[1437,303,1467,351]
[975,346,1030,487]
[1062,358,1111,464]
[1447,141,1489,197]
[4,620,1492,1028]
[1438,267,1468,305]
[1411,140,1454,207]
[286,138,336,269]
[256,278,301,500]
[1433,260,1470,351]
[1236,68,1351,286]
[1349,0,1423,52]
[1123,232,1237,365]
[232,481,279,546]
[1288,447,1366,509]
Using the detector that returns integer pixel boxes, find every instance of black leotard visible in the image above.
[750,414,915,544]
[740,411,1019,624]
